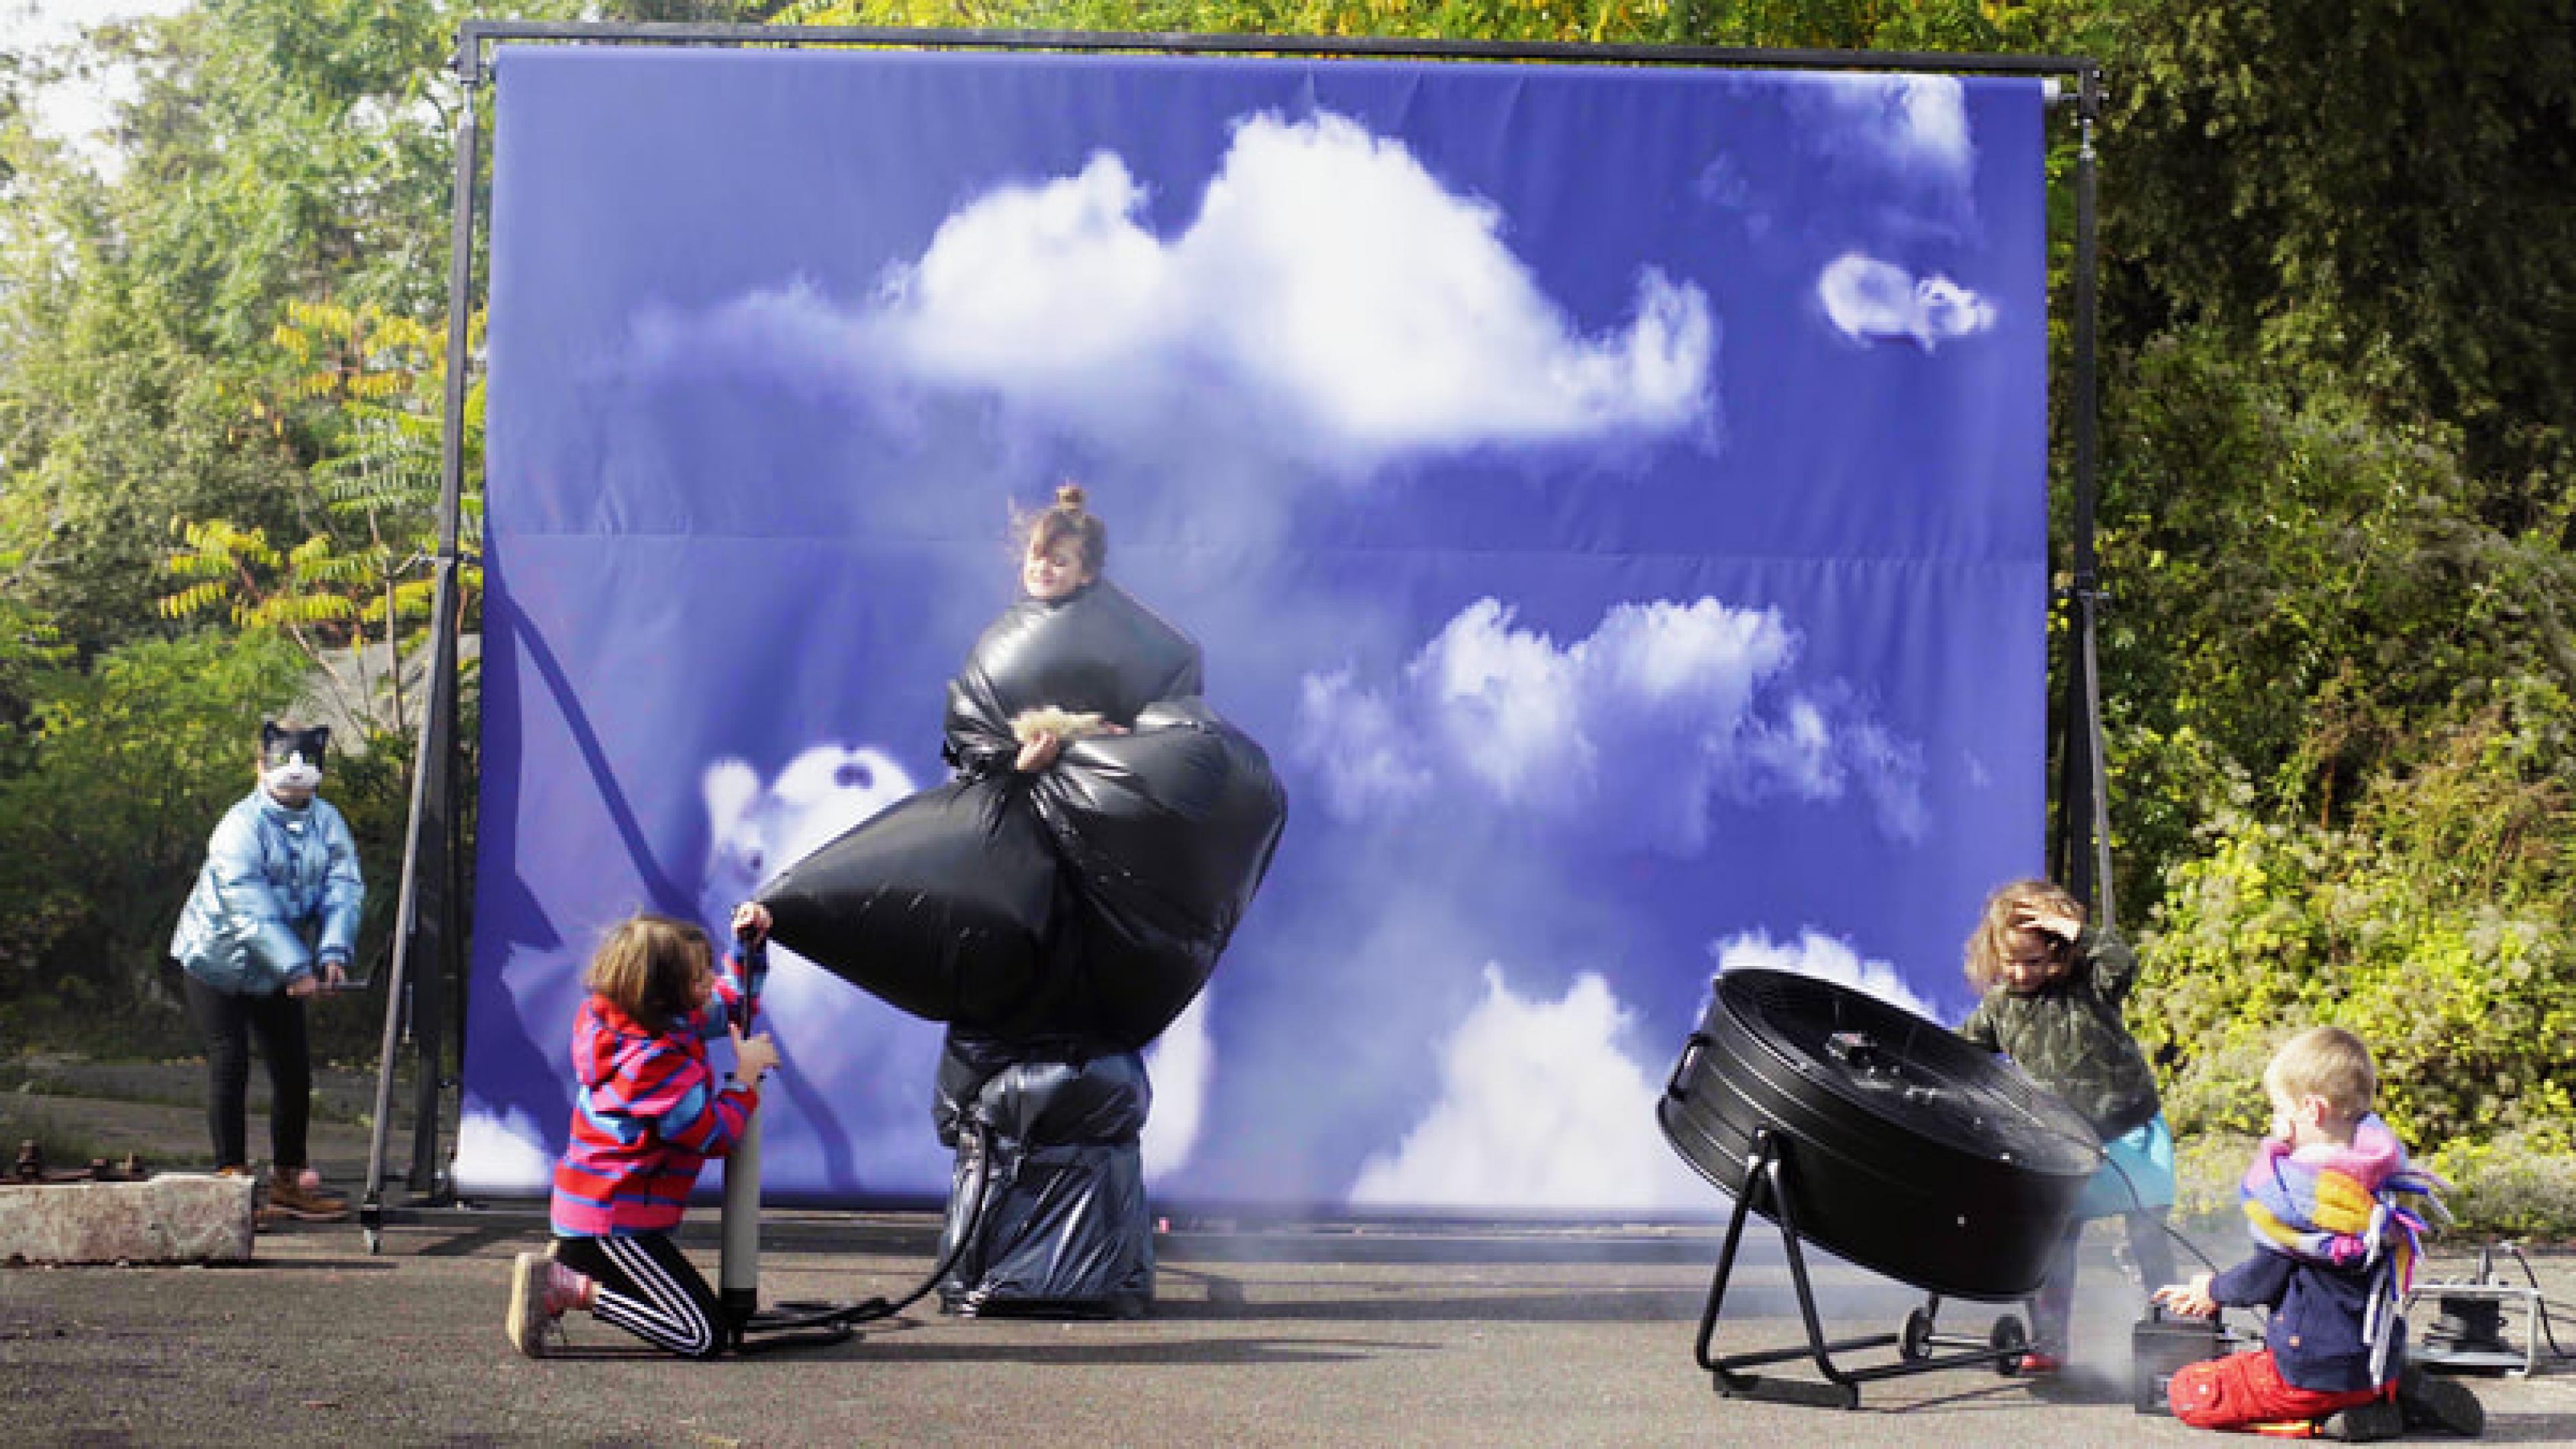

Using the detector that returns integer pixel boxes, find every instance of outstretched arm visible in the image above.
[716,902,770,1030]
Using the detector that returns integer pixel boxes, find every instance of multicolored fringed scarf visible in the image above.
[2240,1114,2450,1380]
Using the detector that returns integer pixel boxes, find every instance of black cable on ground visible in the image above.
[2500,1243,2576,1364]
[2090,1146,2224,1277]
[755,1120,994,1333]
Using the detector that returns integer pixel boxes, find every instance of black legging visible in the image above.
[180,971,311,1171]
[551,1232,727,1359]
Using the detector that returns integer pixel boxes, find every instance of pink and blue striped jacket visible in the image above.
[549,942,765,1237]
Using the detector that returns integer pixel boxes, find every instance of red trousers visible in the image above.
[2167,1348,2387,1431]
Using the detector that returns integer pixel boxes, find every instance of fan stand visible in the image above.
[1693,1126,2031,1409]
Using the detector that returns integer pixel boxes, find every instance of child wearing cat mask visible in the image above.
[170,720,365,1220]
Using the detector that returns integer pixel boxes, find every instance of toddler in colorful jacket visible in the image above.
[2153,1026,2482,1440]
[506,902,778,1359]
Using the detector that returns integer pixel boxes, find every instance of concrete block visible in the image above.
[0,1173,256,1264]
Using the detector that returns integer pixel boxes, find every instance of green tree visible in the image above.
[2100,0,2576,536]
[776,0,2010,50]
[0,0,472,661]
[162,299,484,742]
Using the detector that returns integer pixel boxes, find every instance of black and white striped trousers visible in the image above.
[551,1231,727,1359]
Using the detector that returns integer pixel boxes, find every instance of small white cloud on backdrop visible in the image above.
[1816,252,1998,350]
[1348,965,1710,1211]
[1295,596,1927,850]
[700,745,918,903]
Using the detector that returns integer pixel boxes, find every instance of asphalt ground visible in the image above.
[5,1088,2576,1446]
[9,1198,2576,1444]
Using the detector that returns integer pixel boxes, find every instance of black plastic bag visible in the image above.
[943,581,1201,776]
[1030,698,1288,1050]
[934,1031,1154,1317]
[932,1029,1152,1148]
[767,577,1282,1049]
[758,774,1062,1034]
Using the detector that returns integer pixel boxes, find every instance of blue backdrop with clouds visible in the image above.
[461,46,2051,1213]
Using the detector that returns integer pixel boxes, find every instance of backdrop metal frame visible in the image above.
[360,19,2110,1240]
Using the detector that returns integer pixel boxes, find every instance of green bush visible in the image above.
[2438,1132,2576,1242]
[2133,700,2576,1174]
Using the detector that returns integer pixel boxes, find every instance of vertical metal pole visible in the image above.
[2070,68,2114,929]
[362,36,483,1229]
[2052,67,2112,926]
[404,612,459,1189]
[720,1105,763,1339]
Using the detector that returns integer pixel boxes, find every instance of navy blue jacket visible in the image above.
[2210,1248,2400,1391]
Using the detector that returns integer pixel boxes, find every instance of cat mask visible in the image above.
[260,721,329,796]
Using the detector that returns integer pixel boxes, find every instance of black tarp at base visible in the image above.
[932,1030,1154,1317]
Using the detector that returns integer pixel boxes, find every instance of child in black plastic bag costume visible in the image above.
[1002,484,1126,769]
[759,482,1284,1312]
[934,483,1163,1316]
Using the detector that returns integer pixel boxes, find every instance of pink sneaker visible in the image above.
[506,1252,592,1357]
[2016,1350,2065,1376]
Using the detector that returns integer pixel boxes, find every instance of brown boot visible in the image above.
[265,1165,350,1222]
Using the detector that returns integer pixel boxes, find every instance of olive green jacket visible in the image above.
[1957,926,2161,1140]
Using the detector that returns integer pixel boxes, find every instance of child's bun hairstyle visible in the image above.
[1017,480,1108,578]
[2264,1025,2379,1125]
[585,912,714,1031]
[1962,877,2084,991]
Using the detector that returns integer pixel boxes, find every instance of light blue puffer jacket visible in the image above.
[170,788,365,996]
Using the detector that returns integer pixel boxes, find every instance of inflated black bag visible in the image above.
[758,774,1062,1033]
[767,576,1282,1048]
[1030,698,1288,1050]
[934,1030,1154,1317]
[943,581,1202,774]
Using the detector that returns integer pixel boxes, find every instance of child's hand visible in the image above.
[2152,1273,2217,1318]
[729,1024,782,1083]
[2014,902,2086,944]
[1014,730,1064,773]
[731,901,770,949]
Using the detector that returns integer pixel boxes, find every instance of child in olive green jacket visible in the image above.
[1958,878,2176,1371]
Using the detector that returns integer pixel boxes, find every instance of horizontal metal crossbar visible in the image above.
[451,19,2097,91]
